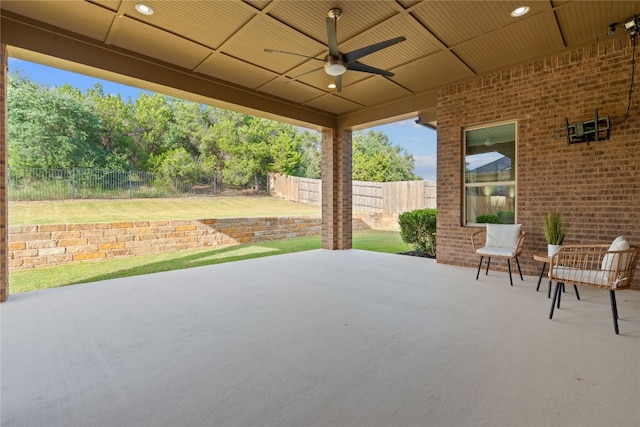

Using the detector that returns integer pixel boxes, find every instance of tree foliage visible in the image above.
[352,130,418,182]
[7,74,124,170]
[7,72,421,187]
[296,131,322,179]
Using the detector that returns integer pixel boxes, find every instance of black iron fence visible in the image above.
[8,167,227,201]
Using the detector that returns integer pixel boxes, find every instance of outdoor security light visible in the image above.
[623,16,638,37]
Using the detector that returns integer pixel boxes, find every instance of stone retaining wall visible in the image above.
[9,216,323,269]
[8,213,397,269]
[354,212,400,231]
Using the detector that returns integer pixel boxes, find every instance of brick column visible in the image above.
[321,127,352,249]
[0,44,8,301]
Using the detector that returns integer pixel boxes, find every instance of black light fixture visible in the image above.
[623,15,638,38]
[607,15,639,39]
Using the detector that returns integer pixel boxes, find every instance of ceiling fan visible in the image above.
[265,8,406,92]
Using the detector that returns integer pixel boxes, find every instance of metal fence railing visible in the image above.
[8,167,226,201]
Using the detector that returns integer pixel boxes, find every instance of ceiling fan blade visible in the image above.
[284,67,324,84]
[347,62,394,77]
[343,36,406,63]
[326,17,340,58]
[264,49,325,62]
[334,75,342,92]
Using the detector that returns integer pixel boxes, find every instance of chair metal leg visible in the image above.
[549,282,561,319]
[536,262,546,291]
[507,259,513,286]
[547,281,552,298]
[515,257,523,280]
[485,257,491,275]
[476,256,483,280]
[557,282,562,308]
[610,290,619,335]
[573,285,580,301]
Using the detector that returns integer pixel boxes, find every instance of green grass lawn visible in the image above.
[9,196,320,225]
[9,230,413,294]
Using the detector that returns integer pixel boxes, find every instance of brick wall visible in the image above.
[8,217,323,269]
[1,45,8,301]
[436,37,640,287]
[322,128,353,249]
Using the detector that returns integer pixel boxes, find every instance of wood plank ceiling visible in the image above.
[1,1,638,128]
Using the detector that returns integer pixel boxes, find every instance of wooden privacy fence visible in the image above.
[268,173,436,213]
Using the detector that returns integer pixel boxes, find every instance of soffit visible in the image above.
[1,0,637,129]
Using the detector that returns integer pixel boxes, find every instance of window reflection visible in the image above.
[464,122,516,224]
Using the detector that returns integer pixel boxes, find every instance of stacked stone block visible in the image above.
[9,217,322,269]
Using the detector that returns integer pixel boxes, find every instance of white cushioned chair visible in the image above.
[548,236,640,334]
[471,224,526,286]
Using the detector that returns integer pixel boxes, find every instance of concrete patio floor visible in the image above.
[1,249,639,427]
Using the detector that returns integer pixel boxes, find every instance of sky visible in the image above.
[8,58,437,181]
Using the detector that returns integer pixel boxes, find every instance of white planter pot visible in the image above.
[548,244,562,257]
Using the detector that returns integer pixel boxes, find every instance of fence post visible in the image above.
[72,168,75,199]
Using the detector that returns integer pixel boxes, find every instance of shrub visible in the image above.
[497,210,515,224]
[398,208,437,257]
[474,211,515,224]
[475,214,501,223]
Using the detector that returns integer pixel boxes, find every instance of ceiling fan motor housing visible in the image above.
[324,58,347,76]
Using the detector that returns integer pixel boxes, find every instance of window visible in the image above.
[464,122,516,225]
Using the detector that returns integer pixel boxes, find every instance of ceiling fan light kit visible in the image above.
[265,8,405,92]
[324,59,347,76]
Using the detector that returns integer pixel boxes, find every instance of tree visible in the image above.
[10,71,419,190]
[296,130,322,179]
[152,147,198,185]
[168,98,208,158]
[212,112,304,189]
[86,83,140,169]
[242,118,303,181]
[352,130,418,182]
[209,110,252,187]
[7,73,124,170]
[132,93,173,167]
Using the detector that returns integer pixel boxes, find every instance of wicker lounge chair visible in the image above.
[548,237,640,334]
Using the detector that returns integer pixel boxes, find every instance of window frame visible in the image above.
[463,120,518,226]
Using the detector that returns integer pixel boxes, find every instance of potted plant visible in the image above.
[543,211,565,256]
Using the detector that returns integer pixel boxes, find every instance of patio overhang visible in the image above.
[3,1,632,130]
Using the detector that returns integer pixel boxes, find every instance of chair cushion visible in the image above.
[477,246,516,257]
[601,236,630,272]
[551,266,608,287]
[485,223,522,249]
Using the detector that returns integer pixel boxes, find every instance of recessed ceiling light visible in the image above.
[511,6,530,17]
[328,83,337,89]
[135,4,154,15]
